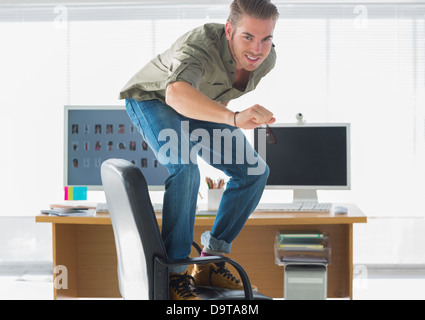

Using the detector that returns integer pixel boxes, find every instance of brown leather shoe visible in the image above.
[191,262,257,291]
[169,272,202,300]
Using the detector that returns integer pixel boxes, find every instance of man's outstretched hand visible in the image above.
[235,104,276,129]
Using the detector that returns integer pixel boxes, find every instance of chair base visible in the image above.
[196,286,272,300]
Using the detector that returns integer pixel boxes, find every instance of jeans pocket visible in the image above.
[125,98,148,141]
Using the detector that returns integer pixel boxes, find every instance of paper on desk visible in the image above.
[280,255,328,265]
[49,201,97,210]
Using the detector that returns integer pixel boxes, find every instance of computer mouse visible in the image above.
[333,206,348,214]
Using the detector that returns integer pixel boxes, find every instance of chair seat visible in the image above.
[195,286,272,300]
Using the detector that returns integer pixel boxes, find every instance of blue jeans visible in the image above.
[125,98,269,273]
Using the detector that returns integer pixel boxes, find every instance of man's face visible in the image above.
[225,15,275,72]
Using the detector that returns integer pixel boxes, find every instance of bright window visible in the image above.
[1,3,424,223]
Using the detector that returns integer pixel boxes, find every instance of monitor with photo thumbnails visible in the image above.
[253,123,351,203]
[64,105,169,191]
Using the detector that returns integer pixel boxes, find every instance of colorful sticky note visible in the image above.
[64,186,87,200]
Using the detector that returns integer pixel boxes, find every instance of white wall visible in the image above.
[355,218,425,265]
[0,217,52,265]
[0,19,66,217]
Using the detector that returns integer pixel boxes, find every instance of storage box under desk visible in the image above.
[275,230,330,299]
[284,264,328,300]
[275,231,331,266]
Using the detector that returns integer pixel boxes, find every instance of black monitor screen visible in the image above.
[254,125,349,188]
[65,106,169,189]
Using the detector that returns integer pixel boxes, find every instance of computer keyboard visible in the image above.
[97,201,330,213]
[96,202,163,213]
[256,202,332,213]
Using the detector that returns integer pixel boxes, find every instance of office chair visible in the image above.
[101,158,272,300]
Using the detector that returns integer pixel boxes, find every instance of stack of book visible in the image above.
[274,230,330,265]
[41,202,97,217]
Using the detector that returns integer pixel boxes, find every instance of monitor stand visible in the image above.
[292,189,318,203]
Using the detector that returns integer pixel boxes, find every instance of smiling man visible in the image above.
[120,0,279,300]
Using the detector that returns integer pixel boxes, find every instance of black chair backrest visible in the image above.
[101,158,168,299]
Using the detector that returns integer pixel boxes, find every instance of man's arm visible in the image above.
[166,81,275,129]
[166,81,234,126]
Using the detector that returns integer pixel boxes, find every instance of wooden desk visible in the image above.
[36,204,366,299]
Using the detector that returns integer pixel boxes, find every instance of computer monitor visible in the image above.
[64,105,169,190]
[253,123,351,203]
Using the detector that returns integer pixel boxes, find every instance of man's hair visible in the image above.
[227,0,279,26]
